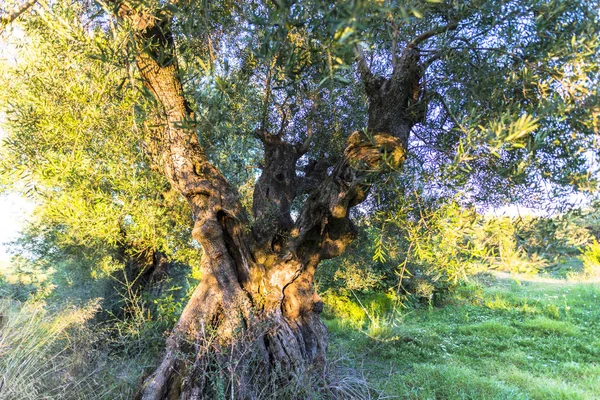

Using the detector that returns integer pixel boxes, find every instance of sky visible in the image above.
[0,194,34,261]
[0,14,594,265]
[0,117,35,262]
[0,25,30,262]
[0,190,544,263]
[0,28,574,264]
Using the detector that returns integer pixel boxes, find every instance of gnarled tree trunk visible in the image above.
[112,3,433,399]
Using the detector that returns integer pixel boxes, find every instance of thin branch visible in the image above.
[390,20,399,71]
[260,58,277,135]
[354,45,373,83]
[406,20,459,49]
[423,51,444,68]
[207,33,215,72]
[299,99,318,154]
[0,0,37,34]
[275,103,287,137]
[431,91,469,136]
[410,128,453,158]
[355,44,383,96]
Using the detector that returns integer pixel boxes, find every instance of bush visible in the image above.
[578,239,600,280]
[321,291,367,329]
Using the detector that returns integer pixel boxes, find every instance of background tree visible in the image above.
[0,5,201,312]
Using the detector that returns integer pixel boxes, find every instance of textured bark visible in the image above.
[112,3,428,399]
[252,129,304,247]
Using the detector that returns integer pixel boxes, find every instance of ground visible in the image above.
[2,267,599,399]
[326,273,600,399]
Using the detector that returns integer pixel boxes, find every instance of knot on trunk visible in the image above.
[345,131,405,171]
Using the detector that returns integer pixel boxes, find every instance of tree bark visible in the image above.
[112,4,425,399]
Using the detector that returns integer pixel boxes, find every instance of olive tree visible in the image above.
[1,0,598,398]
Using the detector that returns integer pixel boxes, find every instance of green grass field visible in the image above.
[2,268,599,399]
[326,274,600,399]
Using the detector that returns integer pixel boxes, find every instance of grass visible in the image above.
[0,298,149,399]
[325,273,600,399]
[2,269,598,399]
[0,298,101,399]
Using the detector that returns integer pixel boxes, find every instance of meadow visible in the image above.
[326,273,600,399]
[2,264,600,399]
[3,211,600,399]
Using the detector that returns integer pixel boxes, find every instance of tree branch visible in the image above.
[0,0,37,34]
[274,97,289,137]
[354,45,373,84]
[423,51,444,68]
[406,20,459,49]
[299,99,318,154]
[354,45,385,97]
[292,131,406,261]
[431,91,469,136]
[390,21,399,71]
[299,128,312,155]
[111,1,244,223]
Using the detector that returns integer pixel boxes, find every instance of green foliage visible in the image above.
[320,197,489,309]
[401,201,487,285]
[1,0,599,396]
[578,239,600,280]
[2,0,599,296]
[321,291,368,329]
[320,201,600,323]
[0,2,204,316]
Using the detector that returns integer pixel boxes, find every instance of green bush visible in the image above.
[321,291,367,329]
[578,239,600,280]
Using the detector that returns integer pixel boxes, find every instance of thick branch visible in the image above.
[252,129,303,247]
[293,131,405,261]
[311,31,430,261]
[114,3,242,213]
[354,45,384,96]
[354,45,371,82]
[113,2,251,292]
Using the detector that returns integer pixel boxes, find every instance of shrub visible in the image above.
[578,239,600,280]
[321,291,367,329]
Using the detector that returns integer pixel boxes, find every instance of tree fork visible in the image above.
[110,3,331,398]
[110,2,426,398]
